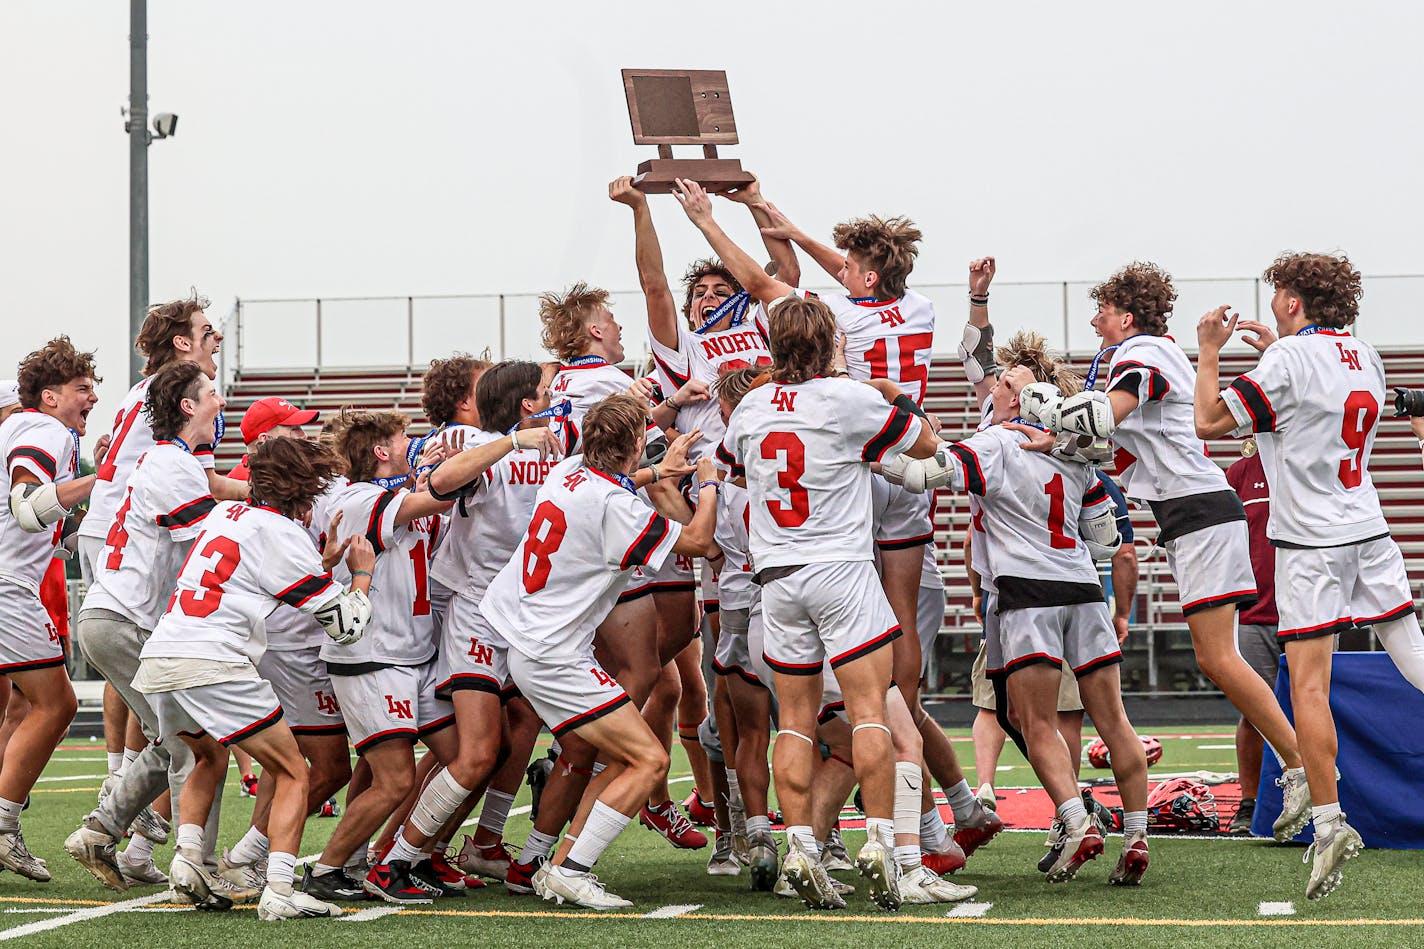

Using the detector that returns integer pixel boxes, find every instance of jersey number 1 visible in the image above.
[1043,474,1076,550]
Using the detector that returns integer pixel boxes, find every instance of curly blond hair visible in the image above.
[539,283,610,361]
[995,331,1083,392]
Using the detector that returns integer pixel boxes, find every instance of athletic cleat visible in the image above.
[683,791,717,827]
[707,831,741,876]
[532,864,633,909]
[953,800,1004,857]
[317,798,341,818]
[64,820,127,891]
[854,830,902,911]
[457,836,513,881]
[431,851,475,891]
[781,837,846,910]
[1108,831,1150,886]
[408,857,464,897]
[1044,819,1105,883]
[218,848,267,892]
[257,885,342,920]
[897,865,979,904]
[240,772,259,798]
[1229,798,1257,836]
[976,783,998,811]
[505,856,544,895]
[364,860,436,904]
[775,868,855,899]
[211,871,261,904]
[129,805,171,845]
[1039,819,1066,873]
[640,801,708,850]
[0,829,51,882]
[301,865,370,902]
[118,850,170,886]
[170,852,234,911]
[748,831,779,892]
[345,854,371,882]
[1304,820,1363,901]
[525,752,555,823]
[821,826,853,871]
[728,799,750,863]
[1273,769,1312,843]
[922,838,967,876]
[1083,787,1121,835]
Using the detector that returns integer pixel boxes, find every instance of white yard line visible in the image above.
[945,901,992,918]
[0,891,172,941]
[1197,744,1237,750]
[35,773,107,783]
[642,904,702,919]
[1258,901,1295,916]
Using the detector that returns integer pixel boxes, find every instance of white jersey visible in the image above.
[141,500,340,665]
[718,377,920,571]
[549,359,635,452]
[1220,329,1389,548]
[762,289,936,405]
[945,424,1114,609]
[321,480,440,667]
[712,480,755,611]
[651,312,772,460]
[81,376,217,540]
[481,456,681,660]
[0,411,81,593]
[427,425,498,592]
[1105,334,1227,501]
[433,439,555,605]
[264,476,345,653]
[82,442,216,629]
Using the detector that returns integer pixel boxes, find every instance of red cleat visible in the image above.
[953,802,1005,857]
[922,840,967,876]
[682,791,717,827]
[640,802,709,850]
[1108,831,1149,886]
[504,856,543,895]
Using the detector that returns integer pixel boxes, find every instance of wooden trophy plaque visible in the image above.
[622,69,755,194]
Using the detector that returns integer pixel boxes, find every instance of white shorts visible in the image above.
[647,552,696,594]
[506,649,631,739]
[744,602,772,686]
[258,645,344,735]
[701,558,719,613]
[1165,520,1258,617]
[713,606,766,688]
[761,560,901,677]
[152,676,284,747]
[620,566,655,604]
[999,601,1122,678]
[330,662,454,753]
[429,579,455,640]
[981,589,1004,675]
[437,593,510,698]
[917,577,946,676]
[1275,538,1414,642]
[0,579,66,675]
[871,477,935,550]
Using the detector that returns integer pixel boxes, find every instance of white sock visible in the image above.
[410,768,473,839]
[228,825,269,864]
[123,747,140,768]
[123,834,155,863]
[1375,614,1424,693]
[0,797,23,832]
[865,816,894,845]
[106,752,124,776]
[266,851,297,893]
[1312,802,1342,834]
[564,801,631,870]
[785,824,816,852]
[893,844,921,870]
[1056,797,1089,830]
[920,808,949,852]
[745,814,771,837]
[1123,810,1148,836]
[944,779,977,823]
[476,790,516,838]
[893,761,923,841]
[176,823,204,856]
[312,862,342,876]
[519,829,558,864]
[387,832,424,865]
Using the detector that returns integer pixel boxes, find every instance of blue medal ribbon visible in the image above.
[370,474,409,491]
[170,436,193,454]
[565,354,608,367]
[68,428,81,467]
[1084,344,1121,391]
[1296,324,1320,336]
[213,413,225,446]
[507,399,571,436]
[847,295,879,304]
[613,472,637,494]
[693,290,752,335]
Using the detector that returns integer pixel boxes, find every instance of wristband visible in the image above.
[651,464,662,482]
[510,431,520,451]
[969,293,989,306]
[665,397,682,411]
[892,393,929,420]
[697,479,721,495]
[351,570,373,579]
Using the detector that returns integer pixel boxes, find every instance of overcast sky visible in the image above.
[5,1,1423,446]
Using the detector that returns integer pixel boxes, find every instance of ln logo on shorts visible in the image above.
[385,695,413,719]
[590,667,617,688]
[315,690,340,715]
[467,640,494,665]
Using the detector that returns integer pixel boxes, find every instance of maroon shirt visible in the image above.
[1226,452,1277,626]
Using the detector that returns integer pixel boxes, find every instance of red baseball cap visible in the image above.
[240,397,320,444]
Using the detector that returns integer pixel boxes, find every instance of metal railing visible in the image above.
[218,274,1424,390]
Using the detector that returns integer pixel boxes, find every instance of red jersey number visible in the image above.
[864,332,933,404]
[105,495,134,571]
[522,501,568,594]
[409,539,431,616]
[1042,474,1076,550]
[1339,390,1379,489]
[760,432,810,528]
[177,535,241,619]
[99,404,143,482]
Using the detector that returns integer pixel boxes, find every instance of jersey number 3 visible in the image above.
[761,432,809,528]
[176,536,240,619]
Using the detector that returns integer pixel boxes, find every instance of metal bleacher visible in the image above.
[219,349,1424,699]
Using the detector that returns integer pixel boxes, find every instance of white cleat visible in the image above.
[456,836,513,882]
[532,864,633,909]
[64,820,127,891]
[130,805,171,845]
[1044,818,1105,884]
[821,827,853,872]
[707,832,741,876]
[0,828,51,882]
[218,848,267,892]
[1273,768,1312,843]
[257,885,343,920]
[118,851,170,886]
[976,783,998,811]
[170,852,233,911]
[1305,819,1364,902]
[781,836,847,909]
[897,865,979,904]
[853,831,902,912]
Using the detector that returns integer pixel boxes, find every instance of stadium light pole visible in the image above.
[127,0,178,385]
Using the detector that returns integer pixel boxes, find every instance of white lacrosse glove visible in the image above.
[1019,381,1064,429]
[1056,390,1116,438]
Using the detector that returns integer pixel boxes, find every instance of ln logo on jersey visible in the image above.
[385,695,413,719]
[879,306,906,328]
[552,375,570,393]
[770,387,797,413]
[315,690,341,715]
[563,469,588,491]
[225,506,248,522]
[1337,342,1362,372]
[467,639,494,666]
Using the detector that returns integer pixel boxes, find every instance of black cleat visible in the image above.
[302,864,371,901]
